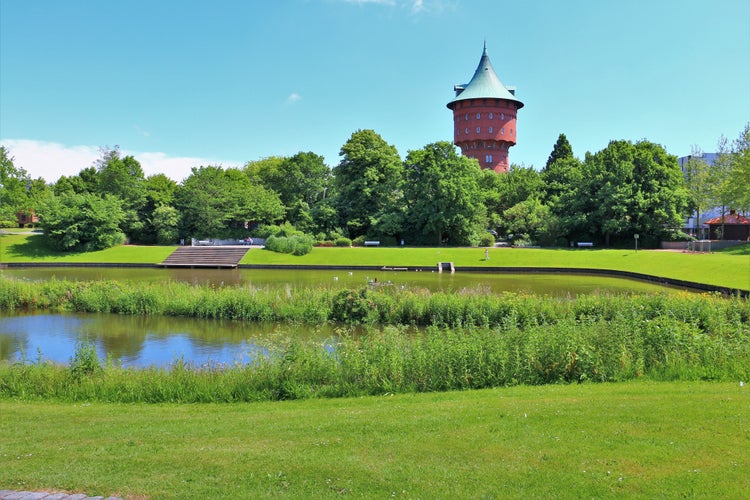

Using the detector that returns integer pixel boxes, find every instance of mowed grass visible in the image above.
[0,233,175,264]
[241,245,750,291]
[2,232,748,289]
[1,381,747,498]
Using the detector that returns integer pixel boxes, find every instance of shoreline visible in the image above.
[2,261,747,297]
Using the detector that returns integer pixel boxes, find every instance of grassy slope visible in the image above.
[1,381,747,498]
[240,246,750,290]
[2,233,748,289]
[0,233,175,264]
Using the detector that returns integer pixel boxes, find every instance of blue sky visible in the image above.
[1,0,749,182]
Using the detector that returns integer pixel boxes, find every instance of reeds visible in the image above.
[1,276,748,402]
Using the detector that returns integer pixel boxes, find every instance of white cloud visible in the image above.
[0,139,235,183]
[343,0,396,5]
[286,92,302,104]
[340,0,447,13]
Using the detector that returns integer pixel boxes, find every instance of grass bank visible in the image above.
[0,232,174,264]
[241,245,750,291]
[2,233,748,290]
[1,382,747,498]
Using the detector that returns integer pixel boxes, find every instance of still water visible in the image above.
[0,267,688,295]
[1,267,690,367]
[0,312,335,368]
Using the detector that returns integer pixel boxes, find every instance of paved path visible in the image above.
[0,491,122,500]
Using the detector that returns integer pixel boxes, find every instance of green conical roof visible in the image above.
[447,45,523,109]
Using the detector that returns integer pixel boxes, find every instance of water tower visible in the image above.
[447,44,524,172]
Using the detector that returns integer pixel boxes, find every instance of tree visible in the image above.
[152,205,181,245]
[0,146,31,221]
[176,166,285,240]
[709,135,735,239]
[245,152,331,226]
[570,140,688,246]
[728,123,750,213]
[501,197,561,245]
[144,173,178,208]
[39,192,126,251]
[682,146,713,238]
[333,130,403,238]
[544,133,574,169]
[403,141,486,245]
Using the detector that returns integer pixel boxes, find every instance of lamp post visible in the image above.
[634,233,639,253]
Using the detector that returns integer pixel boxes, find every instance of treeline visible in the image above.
[1,124,748,251]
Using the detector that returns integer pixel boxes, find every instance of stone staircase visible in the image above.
[161,246,249,268]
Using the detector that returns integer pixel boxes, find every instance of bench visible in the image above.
[577,242,594,247]
[364,241,380,247]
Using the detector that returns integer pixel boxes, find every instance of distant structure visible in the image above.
[447,43,524,173]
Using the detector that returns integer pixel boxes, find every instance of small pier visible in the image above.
[160,246,249,268]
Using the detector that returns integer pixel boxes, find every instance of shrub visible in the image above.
[330,288,378,324]
[69,342,102,381]
[335,237,352,247]
[478,232,496,247]
[265,234,314,256]
[352,235,367,247]
[252,222,301,239]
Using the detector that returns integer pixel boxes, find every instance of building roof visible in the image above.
[447,44,524,110]
[705,212,750,225]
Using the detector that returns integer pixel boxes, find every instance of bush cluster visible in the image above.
[265,234,314,256]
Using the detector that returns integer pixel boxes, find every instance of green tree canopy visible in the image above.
[682,146,713,237]
[727,123,750,213]
[0,146,31,220]
[403,141,486,245]
[566,140,689,246]
[544,133,574,169]
[333,130,403,238]
[39,192,126,251]
[176,166,285,240]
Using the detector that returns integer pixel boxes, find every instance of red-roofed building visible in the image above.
[704,210,750,240]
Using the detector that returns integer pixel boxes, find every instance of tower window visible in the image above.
[465,128,469,135]
[486,155,493,163]
[501,127,505,135]
[489,112,493,119]
[476,127,481,133]
[465,114,468,121]
[489,127,493,133]
[501,113,505,120]
[476,113,481,119]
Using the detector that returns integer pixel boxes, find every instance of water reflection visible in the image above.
[0,267,687,295]
[0,312,335,368]
[0,268,692,368]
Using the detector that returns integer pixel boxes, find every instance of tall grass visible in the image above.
[2,277,748,329]
[1,277,748,402]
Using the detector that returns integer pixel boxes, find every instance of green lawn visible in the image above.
[2,233,748,290]
[0,233,175,264]
[1,381,747,498]
[242,245,750,290]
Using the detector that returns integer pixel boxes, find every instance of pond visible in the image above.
[0,267,690,295]
[0,312,337,368]
[0,267,693,368]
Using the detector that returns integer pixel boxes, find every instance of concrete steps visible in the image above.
[161,246,249,268]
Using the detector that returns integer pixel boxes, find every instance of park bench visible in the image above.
[577,242,594,247]
[364,241,380,247]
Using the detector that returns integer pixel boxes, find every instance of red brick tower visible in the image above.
[447,44,524,173]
